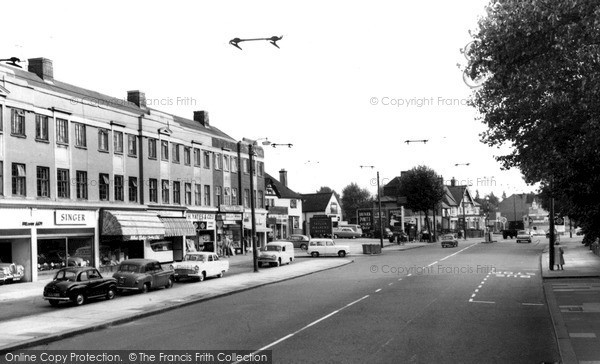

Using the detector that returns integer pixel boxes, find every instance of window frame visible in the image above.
[76,171,88,200]
[113,131,124,154]
[149,178,158,203]
[114,175,124,201]
[56,118,69,145]
[129,176,138,202]
[148,138,157,159]
[161,141,169,161]
[10,108,26,137]
[161,179,170,204]
[57,168,70,199]
[11,163,26,196]
[36,166,50,198]
[99,173,110,201]
[35,114,49,141]
[98,129,109,152]
[127,134,137,157]
[74,123,87,148]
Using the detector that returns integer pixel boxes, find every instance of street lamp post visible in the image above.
[360,166,384,248]
[248,143,259,272]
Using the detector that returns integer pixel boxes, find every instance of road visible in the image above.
[27,238,559,363]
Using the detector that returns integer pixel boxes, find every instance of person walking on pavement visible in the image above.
[554,242,565,270]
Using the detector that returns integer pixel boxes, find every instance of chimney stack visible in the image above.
[451,177,456,186]
[279,169,288,187]
[127,90,146,108]
[193,111,210,127]
[28,58,53,81]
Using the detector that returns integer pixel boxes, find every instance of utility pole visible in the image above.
[360,165,384,248]
[549,188,556,270]
[248,143,259,273]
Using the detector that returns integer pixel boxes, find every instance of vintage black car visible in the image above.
[43,267,117,306]
[112,259,174,293]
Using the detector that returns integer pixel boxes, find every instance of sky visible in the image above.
[1,0,537,199]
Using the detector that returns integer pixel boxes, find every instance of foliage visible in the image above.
[341,183,373,223]
[397,166,445,241]
[316,186,341,205]
[467,0,600,244]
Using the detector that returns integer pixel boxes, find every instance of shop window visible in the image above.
[35,114,48,141]
[57,169,70,198]
[76,171,88,200]
[74,123,87,148]
[99,173,109,201]
[56,118,69,145]
[11,163,26,196]
[11,108,26,137]
[129,177,138,202]
[148,138,157,159]
[114,175,124,201]
[149,178,158,203]
[98,129,109,152]
[113,131,123,154]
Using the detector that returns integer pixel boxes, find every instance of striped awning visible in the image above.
[102,210,165,241]
[160,217,197,237]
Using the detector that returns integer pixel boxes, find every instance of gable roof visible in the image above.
[265,173,302,199]
[301,192,336,213]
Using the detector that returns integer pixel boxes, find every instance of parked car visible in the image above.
[258,241,295,267]
[171,252,228,282]
[333,227,362,239]
[307,238,350,257]
[288,235,310,250]
[112,259,174,293]
[371,227,393,239]
[517,230,532,243]
[43,267,117,306]
[440,234,458,248]
[0,261,25,284]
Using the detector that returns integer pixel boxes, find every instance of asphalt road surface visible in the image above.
[27,239,559,363]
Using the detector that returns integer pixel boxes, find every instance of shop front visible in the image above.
[186,212,217,253]
[244,211,269,249]
[217,205,244,255]
[100,209,166,271]
[267,206,289,240]
[0,207,98,282]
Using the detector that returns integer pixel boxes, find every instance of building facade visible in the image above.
[264,170,303,240]
[0,58,267,281]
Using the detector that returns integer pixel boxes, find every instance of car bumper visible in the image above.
[116,285,142,291]
[43,296,70,301]
[258,257,278,262]
[517,239,531,243]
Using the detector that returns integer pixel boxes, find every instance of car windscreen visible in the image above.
[266,246,282,251]
[54,270,77,282]
[117,264,141,273]
[185,255,205,262]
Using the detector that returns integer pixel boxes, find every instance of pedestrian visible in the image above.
[554,242,565,270]
[217,237,223,257]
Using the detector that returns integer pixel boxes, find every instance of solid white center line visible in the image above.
[245,295,371,359]
[426,261,438,267]
[522,303,544,306]
[375,289,382,293]
[388,283,393,286]
[470,300,495,304]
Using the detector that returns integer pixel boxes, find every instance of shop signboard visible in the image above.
[357,209,373,231]
[310,215,333,237]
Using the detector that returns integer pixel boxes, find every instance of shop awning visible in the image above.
[102,210,165,241]
[160,217,197,237]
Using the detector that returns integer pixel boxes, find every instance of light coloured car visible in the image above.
[258,241,295,267]
[307,238,350,257]
[441,234,458,248]
[516,230,532,243]
[333,227,362,239]
[0,261,25,284]
[171,252,229,282]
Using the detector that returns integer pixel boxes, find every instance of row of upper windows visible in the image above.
[1,106,265,175]
[0,161,265,208]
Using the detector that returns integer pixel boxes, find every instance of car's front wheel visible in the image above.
[106,287,116,300]
[141,283,150,293]
[338,251,346,257]
[300,244,307,250]
[165,278,174,289]
[217,271,225,278]
[197,272,205,282]
[72,293,85,306]
[311,252,319,258]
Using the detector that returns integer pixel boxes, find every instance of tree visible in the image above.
[501,191,507,200]
[341,183,373,223]
[466,0,600,244]
[397,166,445,242]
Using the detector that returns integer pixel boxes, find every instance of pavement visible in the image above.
[0,241,427,353]
[541,236,600,364]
